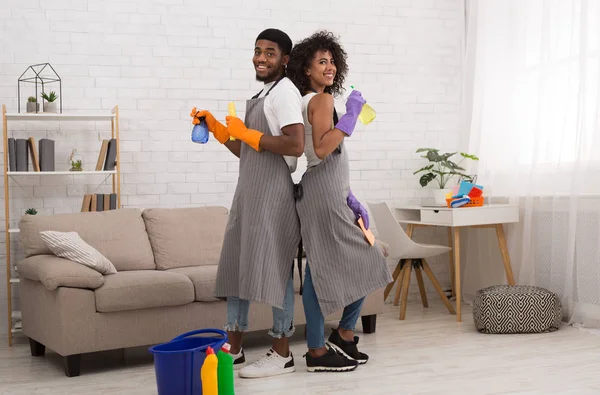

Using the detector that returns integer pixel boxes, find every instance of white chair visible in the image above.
[368,202,456,320]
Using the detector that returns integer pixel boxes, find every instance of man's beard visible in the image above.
[255,65,282,82]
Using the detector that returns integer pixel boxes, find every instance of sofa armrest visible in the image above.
[18,255,105,291]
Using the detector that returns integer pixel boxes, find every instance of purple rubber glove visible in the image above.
[347,190,370,229]
[336,90,366,137]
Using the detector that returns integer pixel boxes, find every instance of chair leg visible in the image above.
[414,264,429,308]
[422,259,456,315]
[384,260,403,301]
[399,261,413,320]
[393,260,407,306]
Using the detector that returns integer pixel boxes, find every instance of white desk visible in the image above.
[395,204,519,322]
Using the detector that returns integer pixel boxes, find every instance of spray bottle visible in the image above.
[344,85,376,125]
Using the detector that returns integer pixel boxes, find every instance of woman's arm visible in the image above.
[308,93,346,160]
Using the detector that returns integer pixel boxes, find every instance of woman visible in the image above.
[287,31,393,372]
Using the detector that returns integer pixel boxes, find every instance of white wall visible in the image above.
[0,0,465,335]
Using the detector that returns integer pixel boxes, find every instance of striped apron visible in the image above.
[296,141,393,317]
[214,79,301,309]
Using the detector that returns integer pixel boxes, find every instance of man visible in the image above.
[191,28,304,379]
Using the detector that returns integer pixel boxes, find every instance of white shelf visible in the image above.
[8,228,19,233]
[5,113,115,121]
[8,170,116,176]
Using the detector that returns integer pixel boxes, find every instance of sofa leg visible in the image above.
[29,338,46,357]
[361,315,377,334]
[64,354,81,377]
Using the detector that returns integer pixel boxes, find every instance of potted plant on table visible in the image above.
[413,148,479,205]
[26,96,39,113]
[41,91,58,113]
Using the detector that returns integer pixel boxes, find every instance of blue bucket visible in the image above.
[148,329,228,395]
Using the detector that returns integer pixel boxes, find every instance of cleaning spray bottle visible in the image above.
[345,85,376,124]
[191,113,210,144]
[201,346,219,395]
[217,343,235,395]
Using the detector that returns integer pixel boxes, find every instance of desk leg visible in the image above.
[495,224,516,285]
[447,227,455,298]
[453,227,462,322]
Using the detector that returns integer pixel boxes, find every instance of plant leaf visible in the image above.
[426,150,444,162]
[416,148,438,153]
[419,172,436,187]
[413,164,434,175]
[441,152,457,160]
[441,160,465,171]
[460,153,479,161]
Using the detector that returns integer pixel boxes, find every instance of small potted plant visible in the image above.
[26,96,39,113]
[413,148,479,205]
[25,208,38,215]
[41,91,58,113]
[69,149,83,171]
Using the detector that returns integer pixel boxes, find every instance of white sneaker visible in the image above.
[238,349,295,379]
[231,348,246,370]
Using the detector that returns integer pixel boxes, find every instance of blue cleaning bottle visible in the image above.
[192,117,210,144]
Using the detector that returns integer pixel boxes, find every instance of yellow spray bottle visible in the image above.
[349,85,376,125]
[201,346,219,395]
[228,101,237,141]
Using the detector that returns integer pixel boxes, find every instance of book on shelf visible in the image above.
[7,137,116,173]
[81,193,117,212]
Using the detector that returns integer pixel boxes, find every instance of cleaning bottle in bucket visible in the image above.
[201,346,219,395]
[345,85,376,124]
[217,343,235,395]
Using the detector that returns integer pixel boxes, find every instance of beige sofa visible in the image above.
[17,207,384,377]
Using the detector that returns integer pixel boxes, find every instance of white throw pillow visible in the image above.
[40,231,117,275]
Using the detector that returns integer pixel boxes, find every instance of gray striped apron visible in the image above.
[214,79,301,309]
[296,138,393,317]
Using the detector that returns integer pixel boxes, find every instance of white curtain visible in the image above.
[461,0,600,332]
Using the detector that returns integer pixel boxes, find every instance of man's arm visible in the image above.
[258,123,304,157]
[223,139,242,158]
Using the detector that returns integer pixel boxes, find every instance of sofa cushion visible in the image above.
[142,206,229,270]
[18,255,105,291]
[94,271,194,313]
[40,231,117,275]
[19,208,156,272]
[168,266,220,302]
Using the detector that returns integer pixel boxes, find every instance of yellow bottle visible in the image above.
[201,346,219,395]
[228,101,237,141]
[350,85,376,125]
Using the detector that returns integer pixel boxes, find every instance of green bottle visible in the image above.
[216,342,235,395]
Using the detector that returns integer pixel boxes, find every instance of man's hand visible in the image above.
[190,108,230,144]
[225,116,264,152]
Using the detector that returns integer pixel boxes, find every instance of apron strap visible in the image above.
[296,239,303,295]
[251,76,285,99]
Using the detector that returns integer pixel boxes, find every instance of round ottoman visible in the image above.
[472,285,562,334]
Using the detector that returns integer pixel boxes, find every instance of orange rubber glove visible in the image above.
[190,108,230,144]
[225,116,263,151]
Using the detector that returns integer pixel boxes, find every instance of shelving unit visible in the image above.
[2,104,121,346]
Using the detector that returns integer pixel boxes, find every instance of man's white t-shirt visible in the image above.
[255,77,304,173]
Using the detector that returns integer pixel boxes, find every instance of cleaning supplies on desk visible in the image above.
[201,346,219,395]
[446,180,485,208]
[217,343,235,395]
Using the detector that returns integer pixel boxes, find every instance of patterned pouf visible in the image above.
[473,285,562,334]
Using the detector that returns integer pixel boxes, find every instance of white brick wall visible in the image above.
[0,0,465,335]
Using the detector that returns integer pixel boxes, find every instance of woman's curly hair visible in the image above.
[287,30,348,97]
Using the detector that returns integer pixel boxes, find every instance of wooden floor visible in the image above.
[1,302,600,395]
